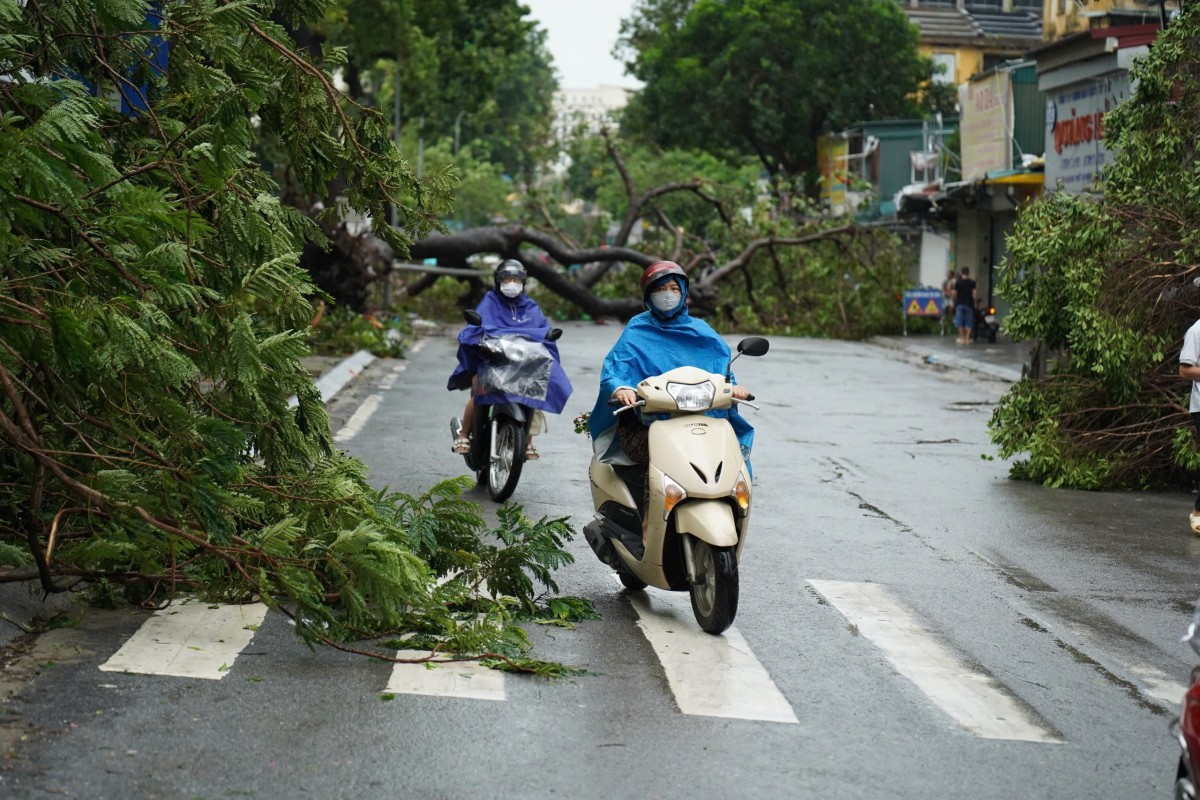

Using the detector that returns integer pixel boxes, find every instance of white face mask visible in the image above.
[499,283,522,299]
[650,290,681,313]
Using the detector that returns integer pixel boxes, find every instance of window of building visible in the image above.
[932,53,957,85]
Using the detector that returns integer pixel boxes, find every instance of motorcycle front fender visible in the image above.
[674,501,738,548]
[486,402,527,423]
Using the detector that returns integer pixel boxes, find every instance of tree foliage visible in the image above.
[989,6,1200,490]
[320,0,556,181]
[615,0,929,179]
[0,0,588,667]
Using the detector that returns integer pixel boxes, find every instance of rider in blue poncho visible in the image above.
[589,261,754,480]
[448,260,573,460]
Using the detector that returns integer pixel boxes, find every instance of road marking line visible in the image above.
[1128,665,1187,708]
[384,653,506,701]
[99,601,267,680]
[626,586,798,723]
[808,579,1060,742]
[333,393,382,443]
[378,363,407,390]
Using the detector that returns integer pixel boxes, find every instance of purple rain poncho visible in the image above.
[447,290,573,414]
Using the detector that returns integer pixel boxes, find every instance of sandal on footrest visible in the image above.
[452,437,470,455]
[524,443,540,461]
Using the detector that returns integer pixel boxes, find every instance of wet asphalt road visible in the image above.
[3,321,1200,799]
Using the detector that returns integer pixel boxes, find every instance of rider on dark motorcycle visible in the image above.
[447,259,572,460]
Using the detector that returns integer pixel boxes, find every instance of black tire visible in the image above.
[616,564,647,591]
[1177,755,1197,800]
[688,539,738,634]
[487,418,525,502]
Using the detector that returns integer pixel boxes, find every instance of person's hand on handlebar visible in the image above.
[614,388,639,406]
[732,385,751,401]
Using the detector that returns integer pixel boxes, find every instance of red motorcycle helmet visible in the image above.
[639,260,688,304]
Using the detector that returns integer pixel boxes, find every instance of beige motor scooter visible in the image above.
[583,337,769,634]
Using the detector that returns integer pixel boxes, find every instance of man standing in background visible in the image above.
[942,269,956,332]
[954,267,977,344]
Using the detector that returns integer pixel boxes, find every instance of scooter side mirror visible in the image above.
[463,309,482,326]
[546,328,563,342]
[737,337,770,357]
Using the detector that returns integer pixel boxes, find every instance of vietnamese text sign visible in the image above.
[1044,72,1129,194]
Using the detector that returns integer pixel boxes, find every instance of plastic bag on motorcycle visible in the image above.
[478,335,554,402]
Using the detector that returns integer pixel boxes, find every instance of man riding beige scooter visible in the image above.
[584,262,767,634]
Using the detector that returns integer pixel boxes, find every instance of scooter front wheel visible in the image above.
[487,418,525,502]
[688,539,738,635]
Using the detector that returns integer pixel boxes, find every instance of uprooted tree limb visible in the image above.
[310,126,870,319]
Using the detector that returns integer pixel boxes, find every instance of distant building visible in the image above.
[1041,0,1179,40]
[898,0,1044,86]
[552,85,630,138]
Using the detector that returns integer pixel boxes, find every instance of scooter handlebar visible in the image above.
[610,399,646,414]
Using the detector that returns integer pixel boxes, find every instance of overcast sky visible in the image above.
[521,0,642,89]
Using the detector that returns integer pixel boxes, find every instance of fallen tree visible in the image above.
[989,6,1200,490]
[0,0,591,671]
[311,128,891,325]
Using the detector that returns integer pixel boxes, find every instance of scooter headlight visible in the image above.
[662,474,687,520]
[733,472,751,511]
[666,380,715,411]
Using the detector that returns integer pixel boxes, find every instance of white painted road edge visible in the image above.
[99,601,268,680]
[626,584,799,724]
[808,579,1061,742]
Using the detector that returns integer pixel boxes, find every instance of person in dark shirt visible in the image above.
[953,267,978,344]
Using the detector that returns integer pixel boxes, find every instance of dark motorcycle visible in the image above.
[450,309,562,502]
[972,302,999,343]
[1171,602,1200,799]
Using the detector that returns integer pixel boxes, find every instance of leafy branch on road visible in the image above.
[0,0,591,670]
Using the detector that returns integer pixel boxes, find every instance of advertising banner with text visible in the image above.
[959,72,1012,181]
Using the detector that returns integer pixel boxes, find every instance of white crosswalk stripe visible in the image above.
[93,578,1165,741]
[808,579,1061,742]
[99,600,267,680]
[384,652,507,701]
[626,588,799,723]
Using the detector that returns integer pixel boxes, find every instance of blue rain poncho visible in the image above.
[447,290,573,414]
[588,307,754,468]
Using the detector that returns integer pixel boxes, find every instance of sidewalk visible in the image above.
[870,333,1029,382]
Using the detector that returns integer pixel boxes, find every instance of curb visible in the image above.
[315,349,376,401]
[869,336,1023,383]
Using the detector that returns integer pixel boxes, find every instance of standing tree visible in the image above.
[0,0,587,669]
[283,0,557,308]
[615,0,929,181]
[989,6,1200,491]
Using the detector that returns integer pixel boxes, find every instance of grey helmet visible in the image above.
[494,259,527,293]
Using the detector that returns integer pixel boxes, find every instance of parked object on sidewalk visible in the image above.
[973,303,999,344]
[1170,601,1200,799]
